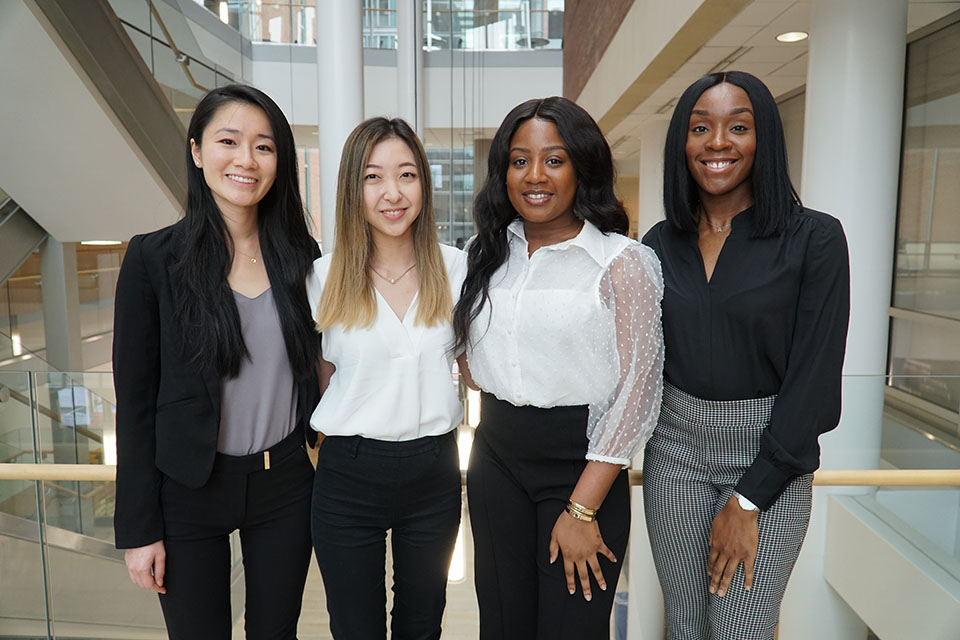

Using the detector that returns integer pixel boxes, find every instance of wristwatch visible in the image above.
[733,491,759,512]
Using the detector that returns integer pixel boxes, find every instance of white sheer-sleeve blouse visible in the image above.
[467,219,664,466]
[306,244,466,441]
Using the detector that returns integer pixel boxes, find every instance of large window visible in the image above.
[889,16,960,419]
[225,0,564,50]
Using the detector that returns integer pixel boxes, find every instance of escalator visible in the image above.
[0,196,46,287]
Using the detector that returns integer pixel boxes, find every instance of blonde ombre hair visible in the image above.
[315,117,452,331]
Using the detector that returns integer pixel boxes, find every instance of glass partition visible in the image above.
[2,371,960,638]
[107,0,240,122]
[891,16,960,436]
[202,0,565,50]
[0,243,125,373]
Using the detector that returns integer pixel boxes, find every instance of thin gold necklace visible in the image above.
[235,246,261,264]
[370,263,416,284]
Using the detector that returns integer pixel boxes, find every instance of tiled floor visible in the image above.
[233,502,480,639]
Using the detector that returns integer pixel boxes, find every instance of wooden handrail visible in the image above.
[3,465,960,487]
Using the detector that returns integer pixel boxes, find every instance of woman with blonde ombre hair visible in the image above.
[306,116,466,640]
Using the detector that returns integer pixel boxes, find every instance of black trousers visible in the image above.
[311,430,461,640]
[467,394,631,640]
[158,428,314,640]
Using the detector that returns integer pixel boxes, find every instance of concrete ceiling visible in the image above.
[600,0,960,169]
[0,1,181,243]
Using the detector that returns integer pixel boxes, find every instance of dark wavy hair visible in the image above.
[452,96,627,353]
[664,70,800,237]
[172,84,319,379]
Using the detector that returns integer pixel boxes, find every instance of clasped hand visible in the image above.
[707,496,758,597]
[548,510,617,602]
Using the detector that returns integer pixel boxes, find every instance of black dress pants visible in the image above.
[467,393,631,640]
[158,428,314,640]
[311,430,461,640]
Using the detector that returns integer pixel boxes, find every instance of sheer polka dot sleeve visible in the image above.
[585,243,664,467]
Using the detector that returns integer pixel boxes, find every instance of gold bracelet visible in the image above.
[565,504,596,522]
[566,500,598,517]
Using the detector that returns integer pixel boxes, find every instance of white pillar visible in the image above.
[781,1,907,638]
[397,0,424,135]
[625,118,671,640]
[626,489,664,640]
[40,238,83,372]
[317,1,364,253]
[636,119,669,238]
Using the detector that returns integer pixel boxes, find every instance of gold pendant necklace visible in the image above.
[235,247,260,264]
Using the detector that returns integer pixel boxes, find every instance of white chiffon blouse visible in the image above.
[306,244,467,441]
[467,220,664,466]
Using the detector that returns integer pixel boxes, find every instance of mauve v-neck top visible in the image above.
[217,288,298,456]
[642,206,850,509]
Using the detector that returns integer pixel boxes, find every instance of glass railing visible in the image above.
[2,372,960,638]
[211,1,563,50]
[0,241,126,371]
[0,369,243,637]
[107,0,240,121]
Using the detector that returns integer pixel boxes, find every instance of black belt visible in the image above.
[212,427,305,474]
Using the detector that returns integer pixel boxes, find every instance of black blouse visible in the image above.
[642,206,850,510]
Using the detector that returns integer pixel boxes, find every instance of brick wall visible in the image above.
[563,0,635,100]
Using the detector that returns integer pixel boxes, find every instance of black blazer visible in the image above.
[112,221,320,549]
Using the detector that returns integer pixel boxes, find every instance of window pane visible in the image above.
[893,20,960,320]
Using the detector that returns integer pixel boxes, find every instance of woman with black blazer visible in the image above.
[112,84,321,639]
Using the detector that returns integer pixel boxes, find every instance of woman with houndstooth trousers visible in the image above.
[641,71,850,640]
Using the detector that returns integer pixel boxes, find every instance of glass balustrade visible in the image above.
[2,372,959,638]
[188,1,564,51]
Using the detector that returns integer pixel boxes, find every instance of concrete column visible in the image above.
[40,238,91,530]
[316,1,364,253]
[636,119,669,238]
[397,0,424,135]
[40,238,82,372]
[626,118,670,640]
[781,1,908,638]
[626,489,665,640]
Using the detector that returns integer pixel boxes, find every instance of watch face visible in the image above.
[736,493,759,511]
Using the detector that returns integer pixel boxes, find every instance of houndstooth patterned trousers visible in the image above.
[643,383,813,640]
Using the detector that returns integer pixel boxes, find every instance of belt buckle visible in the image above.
[264,450,271,470]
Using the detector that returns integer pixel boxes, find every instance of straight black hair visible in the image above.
[172,84,319,379]
[663,70,800,237]
[452,96,627,353]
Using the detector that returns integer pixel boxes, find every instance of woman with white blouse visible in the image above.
[452,97,665,639]
[306,117,465,640]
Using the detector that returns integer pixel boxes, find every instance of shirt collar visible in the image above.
[507,218,609,267]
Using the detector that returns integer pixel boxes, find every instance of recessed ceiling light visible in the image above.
[80,240,122,246]
[776,31,809,43]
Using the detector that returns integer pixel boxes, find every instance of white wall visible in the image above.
[252,48,562,130]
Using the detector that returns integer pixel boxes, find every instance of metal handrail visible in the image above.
[3,464,960,487]
[148,0,210,93]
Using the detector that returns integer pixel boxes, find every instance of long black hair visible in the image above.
[452,96,627,353]
[172,84,319,379]
[664,70,800,237]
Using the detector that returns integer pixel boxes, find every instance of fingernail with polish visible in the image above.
[600,583,607,591]
[585,593,592,602]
